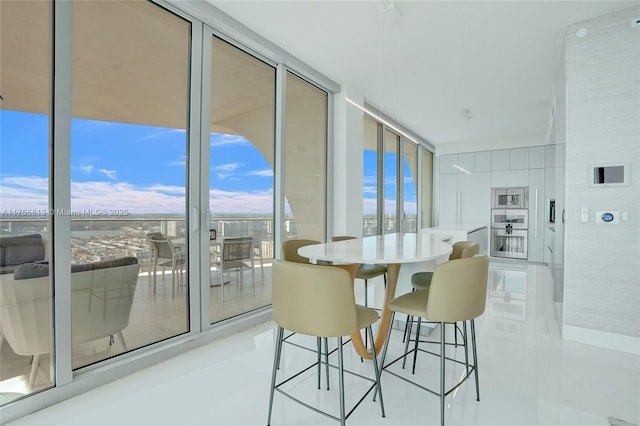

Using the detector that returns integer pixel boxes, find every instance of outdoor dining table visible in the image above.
[298,232,452,360]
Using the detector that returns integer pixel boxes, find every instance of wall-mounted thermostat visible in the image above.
[595,211,619,224]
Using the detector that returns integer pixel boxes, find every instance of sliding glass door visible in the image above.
[208,35,276,323]
[69,1,191,368]
[0,0,334,414]
[0,0,54,398]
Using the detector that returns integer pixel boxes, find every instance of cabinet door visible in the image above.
[510,147,529,170]
[439,154,458,174]
[528,168,545,262]
[438,173,458,226]
[474,151,492,172]
[459,172,491,226]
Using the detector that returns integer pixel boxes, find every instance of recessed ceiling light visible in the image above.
[576,28,589,38]
[459,108,473,120]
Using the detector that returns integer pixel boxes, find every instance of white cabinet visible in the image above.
[439,154,459,174]
[437,145,549,264]
[458,153,474,173]
[491,170,529,187]
[438,172,491,227]
[438,174,459,226]
[527,168,545,262]
[510,148,529,170]
[529,146,546,169]
[459,172,491,226]
[491,150,510,171]
[475,151,492,172]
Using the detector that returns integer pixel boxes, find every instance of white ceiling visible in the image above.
[209,0,636,153]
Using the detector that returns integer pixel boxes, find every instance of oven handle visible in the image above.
[534,189,538,238]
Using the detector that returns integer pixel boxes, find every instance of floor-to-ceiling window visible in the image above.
[69,0,191,368]
[421,148,434,228]
[363,115,380,237]
[284,72,328,242]
[208,35,275,323]
[0,0,54,398]
[402,140,418,232]
[0,0,336,418]
[384,129,400,234]
[362,112,433,236]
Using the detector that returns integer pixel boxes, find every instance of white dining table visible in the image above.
[298,232,452,359]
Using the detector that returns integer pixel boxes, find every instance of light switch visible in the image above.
[581,206,589,222]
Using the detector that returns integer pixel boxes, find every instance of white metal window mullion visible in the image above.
[52,0,73,387]
[189,20,206,333]
[274,64,286,257]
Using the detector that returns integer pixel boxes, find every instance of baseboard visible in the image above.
[563,325,640,355]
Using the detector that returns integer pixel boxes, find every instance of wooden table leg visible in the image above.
[351,263,400,360]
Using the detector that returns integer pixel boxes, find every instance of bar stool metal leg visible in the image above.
[268,326,285,426]
[471,319,480,401]
[440,321,446,426]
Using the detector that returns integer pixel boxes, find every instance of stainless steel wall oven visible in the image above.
[490,187,529,260]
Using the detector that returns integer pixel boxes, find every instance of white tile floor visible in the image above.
[7,262,640,426]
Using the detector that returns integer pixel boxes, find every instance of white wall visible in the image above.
[563,6,640,354]
[332,88,365,237]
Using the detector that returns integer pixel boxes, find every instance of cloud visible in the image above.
[0,176,184,213]
[209,188,273,214]
[142,128,186,141]
[363,175,377,185]
[363,185,377,195]
[76,164,94,174]
[211,134,249,147]
[213,163,240,172]
[98,169,117,180]
[0,176,49,211]
[145,184,185,195]
[363,198,377,215]
[247,169,273,177]
[167,156,187,167]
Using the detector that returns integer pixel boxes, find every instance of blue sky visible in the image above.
[363,149,417,216]
[1,111,274,214]
[1,110,414,216]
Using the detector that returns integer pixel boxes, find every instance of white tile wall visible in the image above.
[564,6,640,343]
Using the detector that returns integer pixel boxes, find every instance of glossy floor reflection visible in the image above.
[7,262,640,426]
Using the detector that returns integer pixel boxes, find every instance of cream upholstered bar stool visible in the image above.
[280,239,330,389]
[267,260,385,426]
[379,255,489,426]
[331,236,386,353]
[405,241,479,350]
[411,241,479,291]
[331,236,387,308]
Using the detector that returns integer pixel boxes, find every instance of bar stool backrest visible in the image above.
[272,260,358,337]
[426,255,489,323]
[281,239,321,264]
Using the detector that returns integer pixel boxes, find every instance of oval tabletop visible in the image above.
[298,232,452,359]
[298,232,452,265]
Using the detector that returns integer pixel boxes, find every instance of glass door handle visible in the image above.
[191,207,199,232]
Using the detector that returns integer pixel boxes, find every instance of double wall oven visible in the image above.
[490,187,528,260]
